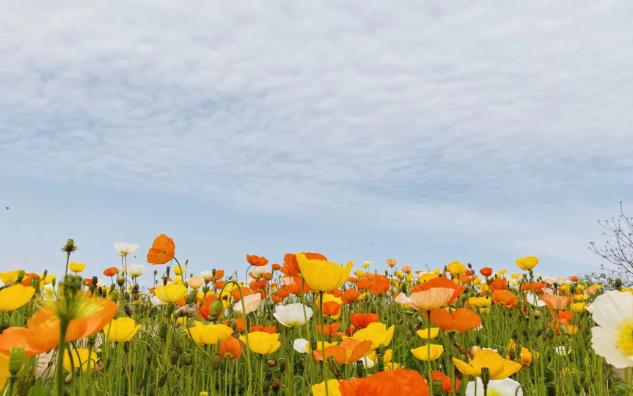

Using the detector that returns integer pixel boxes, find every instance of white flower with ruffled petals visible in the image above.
[273,303,313,328]
[115,242,139,257]
[466,378,523,395]
[590,290,633,368]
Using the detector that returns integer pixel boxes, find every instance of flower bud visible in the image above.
[9,347,25,376]
[210,299,223,317]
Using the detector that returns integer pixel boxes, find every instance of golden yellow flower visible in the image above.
[311,379,342,396]
[571,302,586,312]
[416,327,440,340]
[0,270,21,284]
[0,284,35,312]
[69,262,86,273]
[239,331,281,355]
[64,348,98,372]
[515,256,539,271]
[188,322,233,346]
[154,283,188,303]
[104,317,141,342]
[446,261,466,276]
[453,349,521,380]
[411,344,444,361]
[296,253,352,292]
[468,296,492,308]
[351,322,395,350]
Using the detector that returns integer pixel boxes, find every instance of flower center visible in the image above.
[617,320,633,357]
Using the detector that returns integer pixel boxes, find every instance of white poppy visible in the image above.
[126,264,146,278]
[150,295,165,306]
[233,293,262,314]
[199,271,214,282]
[273,303,313,328]
[293,338,310,353]
[590,290,633,368]
[114,242,139,257]
[526,292,546,307]
[466,378,523,396]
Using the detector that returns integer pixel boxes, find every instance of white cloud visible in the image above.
[1,1,632,270]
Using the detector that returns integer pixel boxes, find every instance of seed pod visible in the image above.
[267,359,277,368]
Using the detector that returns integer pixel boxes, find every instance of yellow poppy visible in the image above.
[296,253,352,292]
[351,322,395,350]
[515,256,539,271]
[0,285,35,312]
[104,317,141,343]
[154,283,188,303]
[311,379,342,396]
[64,348,98,372]
[239,331,281,355]
[411,344,444,361]
[69,262,86,273]
[188,323,233,346]
[453,349,521,380]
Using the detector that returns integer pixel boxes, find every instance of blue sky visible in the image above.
[1,1,632,279]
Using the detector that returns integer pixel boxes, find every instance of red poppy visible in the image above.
[350,313,379,329]
[479,267,493,277]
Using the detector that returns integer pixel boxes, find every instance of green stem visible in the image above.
[54,320,69,396]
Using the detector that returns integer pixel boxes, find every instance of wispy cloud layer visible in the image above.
[1,1,632,271]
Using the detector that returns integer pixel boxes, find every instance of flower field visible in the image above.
[0,234,631,395]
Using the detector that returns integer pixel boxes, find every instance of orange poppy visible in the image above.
[282,252,327,277]
[147,234,175,264]
[342,289,361,304]
[0,297,117,356]
[541,294,571,311]
[356,274,390,295]
[430,308,481,333]
[490,277,508,291]
[521,282,544,293]
[250,325,277,334]
[313,338,372,365]
[322,301,342,317]
[430,370,461,393]
[219,337,242,360]
[316,322,341,337]
[103,267,118,277]
[492,290,517,308]
[339,368,429,396]
[246,254,268,267]
[412,276,464,303]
